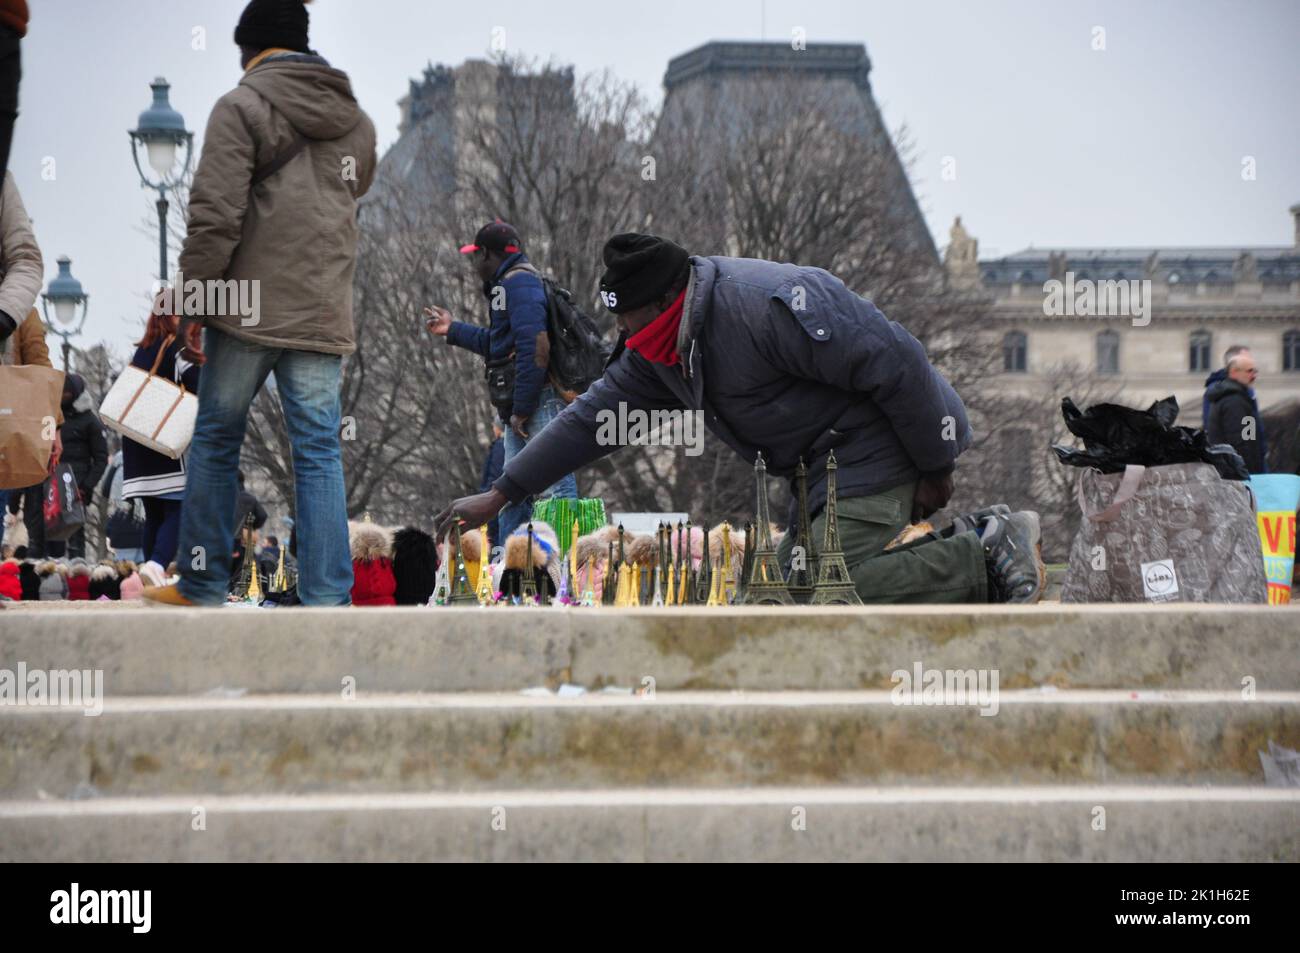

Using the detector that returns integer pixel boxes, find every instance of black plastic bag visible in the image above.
[1051,395,1249,481]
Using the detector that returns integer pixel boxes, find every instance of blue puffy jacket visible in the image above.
[446,252,549,419]
[494,255,972,518]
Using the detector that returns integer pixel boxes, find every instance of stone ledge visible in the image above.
[3,786,1296,862]
[2,605,1297,694]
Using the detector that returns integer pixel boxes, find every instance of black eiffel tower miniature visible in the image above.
[695,519,713,604]
[447,518,478,605]
[811,451,862,605]
[742,453,795,605]
[519,522,540,605]
[786,458,818,603]
[603,541,617,605]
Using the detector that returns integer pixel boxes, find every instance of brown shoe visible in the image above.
[142,584,195,607]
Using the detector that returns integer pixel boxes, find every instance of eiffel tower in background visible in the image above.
[811,451,862,605]
[786,458,818,603]
[742,453,794,605]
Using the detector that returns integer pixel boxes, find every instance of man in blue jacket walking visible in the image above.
[426,221,578,540]
[437,233,1044,604]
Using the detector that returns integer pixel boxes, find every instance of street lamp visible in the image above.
[41,256,89,372]
[129,77,193,284]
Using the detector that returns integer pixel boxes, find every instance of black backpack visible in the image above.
[539,276,611,394]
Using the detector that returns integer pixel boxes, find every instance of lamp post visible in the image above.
[129,77,193,284]
[41,256,89,372]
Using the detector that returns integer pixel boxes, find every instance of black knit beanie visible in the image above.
[599,233,689,313]
[234,0,312,54]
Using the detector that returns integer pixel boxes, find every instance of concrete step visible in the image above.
[2,786,1295,862]
[5,690,1296,798]
[3,604,1297,694]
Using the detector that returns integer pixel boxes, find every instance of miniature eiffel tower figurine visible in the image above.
[742,454,795,605]
[519,522,540,605]
[580,555,597,606]
[561,518,580,604]
[739,521,754,602]
[475,525,495,605]
[787,458,818,603]
[448,519,478,605]
[681,519,695,605]
[235,512,262,603]
[432,538,451,605]
[603,542,617,605]
[696,520,713,604]
[269,536,290,595]
[811,451,863,605]
[720,522,738,604]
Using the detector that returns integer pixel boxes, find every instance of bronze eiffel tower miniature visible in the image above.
[786,458,818,603]
[811,451,862,605]
[695,519,713,604]
[448,518,478,605]
[742,453,794,605]
[519,522,540,605]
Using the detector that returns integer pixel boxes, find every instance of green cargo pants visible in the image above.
[777,481,987,604]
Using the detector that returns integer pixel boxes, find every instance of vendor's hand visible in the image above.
[509,414,529,440]
[435,488,508,541]
[912,471,954,522]
[423,306,453,336]
[180,318,206,366]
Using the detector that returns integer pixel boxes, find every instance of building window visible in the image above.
[1284,330,1300,372]
[1189,331,1211,372]
[1003,331,1027,373]
[1096,330,1120,374]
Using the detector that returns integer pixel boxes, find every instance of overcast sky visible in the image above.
[12,0,1299,354]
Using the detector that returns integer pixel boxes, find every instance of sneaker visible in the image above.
[142,584,195,607]
[949,503,1012,537]
[980,511,1045,604]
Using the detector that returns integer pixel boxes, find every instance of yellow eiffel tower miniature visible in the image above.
[613,562,629,607]
[628,564,641,606]
[269,541,288,593]
[706,554,723,605]
[720,522,738,605]
[244,551,262,603]
[475,525,494,605]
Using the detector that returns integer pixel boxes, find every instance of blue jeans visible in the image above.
[499,387,579,540]
[176,329,352,606]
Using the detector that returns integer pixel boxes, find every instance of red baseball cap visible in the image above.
[459,220,522,255]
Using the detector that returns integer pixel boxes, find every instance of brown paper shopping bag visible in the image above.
[0,338,65,490]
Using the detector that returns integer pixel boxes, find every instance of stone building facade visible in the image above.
[947,207,1300,424]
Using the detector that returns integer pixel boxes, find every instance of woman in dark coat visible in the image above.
[122,312,200,587]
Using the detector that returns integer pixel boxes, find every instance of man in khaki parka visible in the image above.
[147,0,376,606]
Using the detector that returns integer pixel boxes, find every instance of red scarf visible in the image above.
[625,289,686,366]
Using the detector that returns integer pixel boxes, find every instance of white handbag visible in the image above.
[99,334,197,459]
